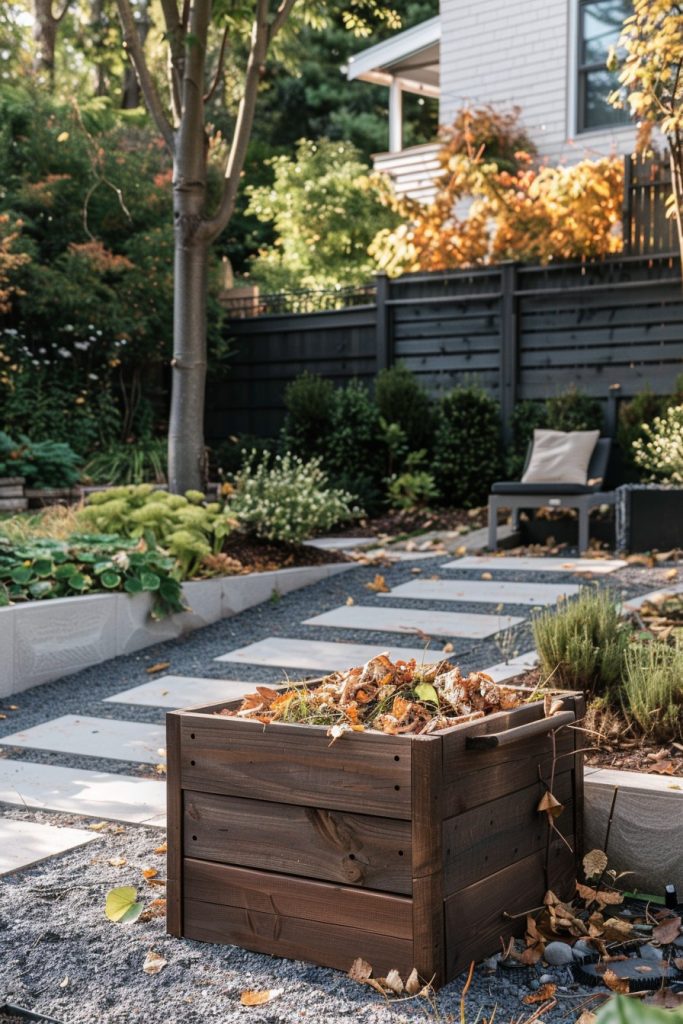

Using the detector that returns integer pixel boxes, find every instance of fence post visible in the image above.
[622,154,633,255]
[375,273,391,372]
[499,262,518,445]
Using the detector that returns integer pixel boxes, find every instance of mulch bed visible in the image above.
[332,506,489,538]
[208,533,350,574]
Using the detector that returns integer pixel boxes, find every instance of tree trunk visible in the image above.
[669,143,683,274]
[33,0,57,79]
[168,157,209,493]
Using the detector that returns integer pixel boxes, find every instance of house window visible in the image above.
[577,0,631,132]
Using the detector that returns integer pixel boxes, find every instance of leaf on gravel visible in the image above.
[665,568,678,580]
[583,849,608,879]
[646,989,683,1008]
[348,958,373,982]
[575,882,623,906]
[523,982,556,1004]
[154,842,167,855]
[652,914,681,944]
[105,886,143,923]
[153,763,167,775]
[603,969,629,993]
[59,975,69,988]
[142,867,158,880]
[575,1013,596,1024]
[146,662,170,674]
[142,950,167,975]
[108,856,127,868]
[365,574,389,593]
[240,989,281,1006]
[481,572,493,580]
[634,965,653,973]
[405,968,420,995]
[455,546,467,556]
[88,821,108,831]
[140,898,167,922]
[346,596,355,605]
[382,969,404,995]
[442,642,454,654]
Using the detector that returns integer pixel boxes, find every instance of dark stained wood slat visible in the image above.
[184,790,412,894]
[184,899,414,978]
[179,717,412,819]
[411,737,445,987]
[166,711,183,936]
[443,772,574,894]
[444,840,575,981]
[184,858,413,940]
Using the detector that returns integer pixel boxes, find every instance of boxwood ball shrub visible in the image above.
[282,372,336,461]
[374,363,435,453]
[433,385,503,507]
[228,450,361,544]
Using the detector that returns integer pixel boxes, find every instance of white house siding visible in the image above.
[438,0,637,164]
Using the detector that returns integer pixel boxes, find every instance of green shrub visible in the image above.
[633,404,683,483]
[621,639,683,742]
[211,435,277,477]
[83,437,168,485]
[545,386,603,432]
[0,534,184,618]
[532,588,628,696]
[228,450,361,544]
[324,380,386,512]
[374,364,435,453]
[282,373,336,461]
[77,484,229,578]
[433,385,503,507]
[0,432,81,488]
[617,388,669,478]
[388,468,439,510]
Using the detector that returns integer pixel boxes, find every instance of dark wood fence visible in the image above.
[623,154,678,256]
[208,252,683,442]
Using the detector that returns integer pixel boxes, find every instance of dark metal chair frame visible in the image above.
[487,437,615,552]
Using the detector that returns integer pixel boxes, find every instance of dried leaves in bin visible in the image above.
[218,652,525,737]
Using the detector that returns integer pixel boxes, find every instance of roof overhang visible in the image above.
[345,16,440,98]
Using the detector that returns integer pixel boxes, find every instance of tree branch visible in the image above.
[115,0,175,152]
[54,0,71,24]
[268,0,298,44]
[201,0,269,242]
[203,23,229,103]
[159,0,184,123]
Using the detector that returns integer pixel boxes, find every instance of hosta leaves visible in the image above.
[10,567,33,584]
[100,571,121,589]
[124,577,144,594]
[140,572,161,591]
[67,572,88,591]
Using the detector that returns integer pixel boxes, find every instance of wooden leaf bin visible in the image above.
[167,685,584,988]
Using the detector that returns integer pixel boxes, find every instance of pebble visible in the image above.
[572,939,595,961]
[639,943,664,961]
[543,942,574,966]
[539,974,554,984]
[529,980,540,990]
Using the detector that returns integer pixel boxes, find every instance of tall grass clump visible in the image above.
[532,588,628,696]
[621,640,683,742]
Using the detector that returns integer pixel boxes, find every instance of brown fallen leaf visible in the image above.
[346,596,355,606]
[142,868,158,880]
[575,1012,597,1024]
[583,849,608,879]
[142,950,167,975]
[538,791,564,819]
[348,958,373,983]
[602,917,635,942]
[240,989,281,1006]
[481,572,493,580]
[603,969,629,994]
[665,568,678,580]
[523,983,556,1004]
[108,856,127,868]
[366,574,389,593]
[381,969,404,995]
[675,957,683,971]
[146,662,170,675]
[88,821,108,831]
[647,761,675,775]
[442,642,455,654]
[652,914,681,944]
[153,764,167,775]
[154,842,167,855]
[405,968,420,995]
[646,989,683,1009]
[575,882,624,906]
[139,898,167,922]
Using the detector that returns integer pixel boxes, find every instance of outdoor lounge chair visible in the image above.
[488,436,614,553]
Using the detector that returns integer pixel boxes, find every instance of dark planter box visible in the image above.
[167,687,584,988]
[521,511,615,548]
[0,1005,64,1022]
[617,485,683,552]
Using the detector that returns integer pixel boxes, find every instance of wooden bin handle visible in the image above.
[465,710,576,751]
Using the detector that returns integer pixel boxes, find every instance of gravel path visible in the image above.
[0,555,674,1024]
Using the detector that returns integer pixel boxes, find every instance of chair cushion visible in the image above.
[521,429,600,485]
[491,481,595,495]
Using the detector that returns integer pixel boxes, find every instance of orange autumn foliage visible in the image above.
[371,106,624,276]
[0,215,29,315]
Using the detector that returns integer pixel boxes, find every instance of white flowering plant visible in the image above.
[228,451,362,545]
[633,405,683,484]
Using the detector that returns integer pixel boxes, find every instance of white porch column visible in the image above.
[388,78,403,152]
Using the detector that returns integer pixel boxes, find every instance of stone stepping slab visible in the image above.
[623,583,683,609]
[104,675,271,710]
[305,536,375,550]
[441,556,627,575]
[481,651,538,683]
[0,758,165,825]
[215,637,442,672]
[1,715,166,766]
[0,817,98,876]
[303,605,524,639]
[380,579,580,606]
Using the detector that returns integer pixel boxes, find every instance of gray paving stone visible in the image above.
[215,636,442,672]
[104,675,268,710]
[0,817,98,876]
[0,759,165,824]
[380,579,580,606]
[441,556,627,574]
[303,604,524,638]
[0,715,166,765]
